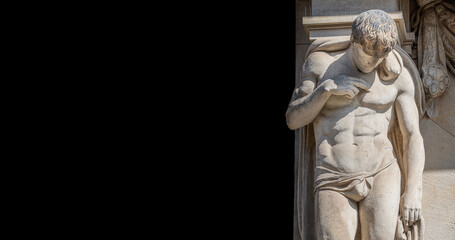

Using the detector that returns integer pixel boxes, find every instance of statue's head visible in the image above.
[350,10,399,73]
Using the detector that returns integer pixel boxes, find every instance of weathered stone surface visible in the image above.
[312,0,398,16]
[296,0,311,84]
[302,12,415,55]
[296,0,311,45]
[428,80,455,136]
[421,170,455,239]
[414,0,454,100]
[419,116,455,239]
[295,45,309,84]
[288,10,425,239]
[293,1,455,239]
[413,1,455,238]
[420,117,455,171]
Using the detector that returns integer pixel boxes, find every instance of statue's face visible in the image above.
[352,41,390,73]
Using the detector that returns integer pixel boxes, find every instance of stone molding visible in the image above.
[302,11,415,54]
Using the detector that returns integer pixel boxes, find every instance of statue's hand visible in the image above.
[323,75,369,99]
[400,189,422,228]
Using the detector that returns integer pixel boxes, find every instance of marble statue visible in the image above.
[286,10,426,239]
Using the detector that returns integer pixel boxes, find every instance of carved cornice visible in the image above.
[302,11,415,54]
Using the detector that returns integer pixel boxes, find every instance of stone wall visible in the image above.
[295,0,312,86]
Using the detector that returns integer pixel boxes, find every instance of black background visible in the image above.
[178,1,298,238]
[7,1,297,238]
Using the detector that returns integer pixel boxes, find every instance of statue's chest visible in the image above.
[323,74,398,111]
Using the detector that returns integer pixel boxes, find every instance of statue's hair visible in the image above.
[351,10,398,53]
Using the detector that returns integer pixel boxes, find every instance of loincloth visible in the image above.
[314,159,397,202]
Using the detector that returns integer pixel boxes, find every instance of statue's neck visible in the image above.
[344,46,360,73]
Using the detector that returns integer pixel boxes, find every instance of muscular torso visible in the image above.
[313,52,398,173]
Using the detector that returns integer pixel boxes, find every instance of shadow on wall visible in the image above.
[419,116,455,171]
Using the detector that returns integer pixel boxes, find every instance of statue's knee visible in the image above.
[369,227,396,240]
[316,231,332,240]
[317,226,352,240]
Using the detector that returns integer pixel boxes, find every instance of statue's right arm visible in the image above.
[286,54,367,130]
[285,58,332,130]
[286,79,332,130]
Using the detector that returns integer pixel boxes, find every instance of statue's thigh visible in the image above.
[315,190,358,240]
[359,162,401,240]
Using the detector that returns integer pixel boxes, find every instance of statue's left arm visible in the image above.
[394,69,425,228]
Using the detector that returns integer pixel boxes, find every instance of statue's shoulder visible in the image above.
[378,48,418,96]
[395,65,416,95]
[306,51,339,63]
[303,50,341,76]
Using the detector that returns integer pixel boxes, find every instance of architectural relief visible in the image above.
[287,10,426,239]
[412,0,455,116]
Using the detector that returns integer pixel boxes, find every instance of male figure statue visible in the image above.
[286,10,425,239]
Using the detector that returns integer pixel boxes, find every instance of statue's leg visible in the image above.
[315,190,358,240]
[359,161,401,240]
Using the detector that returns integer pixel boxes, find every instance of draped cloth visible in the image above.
[294,36,426,240]
[411,0,455,117]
